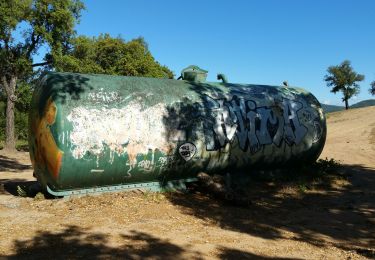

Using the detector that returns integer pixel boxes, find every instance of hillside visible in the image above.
[350,99,375,108]
[320,106,375,165]
[321,103,344,113]
[321,98,375,113]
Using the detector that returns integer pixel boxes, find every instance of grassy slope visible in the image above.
[321,99,375,113]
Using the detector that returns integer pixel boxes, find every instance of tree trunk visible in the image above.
[2,76,17,152]
[344,99,349,110]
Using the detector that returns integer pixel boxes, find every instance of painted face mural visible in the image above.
[31,97,63,178]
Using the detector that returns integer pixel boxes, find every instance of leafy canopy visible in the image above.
[370,81,375,96]
[0,0,84,150]
[324,60,364,108]
[0,0,84,81]
[54,34,174,79]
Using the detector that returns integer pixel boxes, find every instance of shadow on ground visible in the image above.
[218,247,301,260]
[0,155,32,172]
[0,179,39,196]
[2,225,190,259]
[1,225,293,260]
[0,153,35,196]
[166,163,375,258]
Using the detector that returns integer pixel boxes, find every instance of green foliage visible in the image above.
[15,81,33,112]
[247,158,343,190]
[313,158,341,175]
[0,0,84,150]
[370,81,375,96]
[0,0,84,79]
[14,107,29,140]
[0,0,32,77]
[0,138,29,151]
[54,34,174,79]
[324,60,365,109]
[0,82,33,143]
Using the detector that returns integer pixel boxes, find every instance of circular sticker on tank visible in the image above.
[178,143,197,161]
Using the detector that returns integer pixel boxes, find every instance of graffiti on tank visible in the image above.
[312,120,323,143]
[88,88,122,104]
[204,95,308,153]
[178,143,197,161]
[158,156,175,169]
[137,160,153,171]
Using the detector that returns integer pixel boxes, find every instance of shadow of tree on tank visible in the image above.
[160,82,230,182]
[161,80,326,185]
[36,73,92,109]
[2,225,203,260]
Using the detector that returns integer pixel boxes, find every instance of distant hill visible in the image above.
[321,99,375,113]
[350,99,375,109]
[321,104,344,113]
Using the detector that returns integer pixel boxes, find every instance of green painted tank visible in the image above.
[29,66,326,195]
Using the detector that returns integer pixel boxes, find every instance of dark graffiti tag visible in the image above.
[204,96,308,154]
[178,142,197,161]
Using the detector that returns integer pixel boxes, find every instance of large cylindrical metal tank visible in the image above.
[29,68,326,195]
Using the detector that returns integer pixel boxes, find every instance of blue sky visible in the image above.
[53,1,375,105]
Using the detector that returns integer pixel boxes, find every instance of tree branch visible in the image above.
[26,32,41,59]
[1,76,10,96]
[32,61,51,67]
[4,38,9,51]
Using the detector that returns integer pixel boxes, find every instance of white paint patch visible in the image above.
[90,169,104,173]
[67,101,175,168]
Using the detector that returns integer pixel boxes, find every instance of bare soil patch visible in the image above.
[0,107,375,259]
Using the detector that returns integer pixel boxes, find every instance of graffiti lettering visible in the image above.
[204,96,308,153]
[158,156,175,168]
[88,88,121,103]
[138,160,153,171]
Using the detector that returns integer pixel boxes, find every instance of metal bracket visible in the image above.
[46,178,197,198]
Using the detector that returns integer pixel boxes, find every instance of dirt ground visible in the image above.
[0,106,374,259]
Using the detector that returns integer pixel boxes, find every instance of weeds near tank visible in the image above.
[248,158,341,182]
[14,182,47,199]
[282,158,344,193]
[313,158,341,175]
[141,190,166,203]
[0,140,29,151]
[230,157,345,195]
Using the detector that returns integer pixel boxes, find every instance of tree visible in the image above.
[54,34,174,78]
[0,0,84,151]
[370,81,375,96]
[324,60,365,110]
